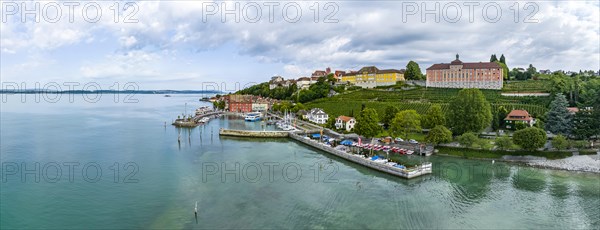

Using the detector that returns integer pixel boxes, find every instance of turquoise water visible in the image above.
[1,94,599,229]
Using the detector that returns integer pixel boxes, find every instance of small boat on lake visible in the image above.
[244,112,262,122]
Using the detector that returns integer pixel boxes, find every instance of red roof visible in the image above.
[337,116,354,122]
[505,110,533,121]
[567,107,579,113]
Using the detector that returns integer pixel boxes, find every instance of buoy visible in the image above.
[492,160,495,164]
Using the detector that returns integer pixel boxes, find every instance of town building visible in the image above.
[312,67,331,78]
[307,108,329,124]
[269,77,296,90]
[224,94,253,113]
[426,54,503,90]
[296,77,313,90]
[504,109,535,129]
[334,70,345,80]
[224,95,274,113]
[340,66,405,88]
[335,116,356,132]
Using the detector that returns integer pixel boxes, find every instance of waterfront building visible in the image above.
[224,95,253,113]
[307,108,329,124]
[340,66,405,88]
[426,54,503,90]
[335,116,356,131]
[504,109,535,129]
[224,95,274,113]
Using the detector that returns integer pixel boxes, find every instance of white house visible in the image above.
[296,77,312,90]
[308,108,328,124]
[335,116,356,132]
[269,75,284,89]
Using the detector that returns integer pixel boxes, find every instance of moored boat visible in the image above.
[244,112,262,122]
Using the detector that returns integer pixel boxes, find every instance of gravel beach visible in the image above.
[527,154,600,173]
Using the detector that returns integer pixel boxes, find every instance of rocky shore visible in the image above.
[526,154,600,173]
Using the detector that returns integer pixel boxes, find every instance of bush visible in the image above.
[552,135,569,150]
[457,132,479,148]
[425,125,452,145]
[569,140,589,149]
[495,135,513,150]
[475,138,493,150]
[513,127,547,151]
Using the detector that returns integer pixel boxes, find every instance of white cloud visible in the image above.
[1,0,598,87]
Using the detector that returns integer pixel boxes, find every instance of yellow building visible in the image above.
[340,66,405,88]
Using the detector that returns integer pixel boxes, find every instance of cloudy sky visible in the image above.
[1,0,599,90]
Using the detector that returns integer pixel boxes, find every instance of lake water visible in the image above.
[1,94,598,229]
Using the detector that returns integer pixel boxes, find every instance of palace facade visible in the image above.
[426,54,503,90]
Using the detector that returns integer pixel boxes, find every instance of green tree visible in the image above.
[552,134,569,150]
[390,110,422,140]
[475,139,493,150]
[545,94,572,135]
[326,116,337,129]
[405,61,423,80]
[491,109,499,131]
[425,125,452,145]
[496,61,509,80]
[457,132,479,148]
[495,135,513,150]
[354,108,381,138]
[527,64,537,75]
[499,54,506,64]
[492,106,509,130]
[292,103,307,113]
[382,106,399,128]
[572,109,600,140]
[490,54,498,62]
[513,127,547,151]
[515,122,527,130]
[447,88,493,135]
[421,104,446,129]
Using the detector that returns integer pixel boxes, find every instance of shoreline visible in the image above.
[435,153,600,173]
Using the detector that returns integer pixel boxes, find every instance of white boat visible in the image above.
[374,159,388,164]
[245,112,262,122]
[199,117,210,123]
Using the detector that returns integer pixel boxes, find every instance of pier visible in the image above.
[218,129,290,138]
[172,111,223,127]
[288,132,432,179]
[217,128,432,179]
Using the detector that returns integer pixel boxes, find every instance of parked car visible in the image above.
[409,139,419,144]
[395,137,404,142]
